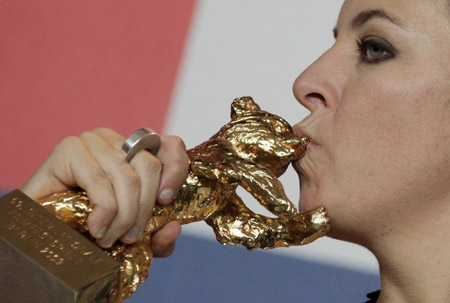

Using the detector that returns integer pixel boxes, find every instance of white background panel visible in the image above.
[165,1,379,274]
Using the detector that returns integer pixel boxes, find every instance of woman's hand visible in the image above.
[21,128,189,257]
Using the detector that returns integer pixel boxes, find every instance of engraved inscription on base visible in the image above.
[0,190,121,303]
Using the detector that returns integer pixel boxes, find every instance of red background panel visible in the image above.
[0,0,196,188]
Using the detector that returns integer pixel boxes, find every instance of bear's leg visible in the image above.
[206,194,329,251]
[190,153,297,218]
[227,159,297,218]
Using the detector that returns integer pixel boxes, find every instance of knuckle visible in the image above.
[163,137,189,170]
[124,170,141,190]
[96,199,118,219]
[115,171,141,199]
[93,127,112,134]
[114,216,134,232]
[55,136,83,152]
[143,156,162,175]
[168,135,187,151]
[89,167,111,187]
[131,149,163,174]
[171,156,190,177]
[92,128,124,146]
[79,130,95,140]
[111,149,128,165]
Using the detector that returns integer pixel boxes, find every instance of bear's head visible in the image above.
[221,96,308,177]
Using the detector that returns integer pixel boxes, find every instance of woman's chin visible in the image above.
[298,196,317,212]
[298,187,331,213]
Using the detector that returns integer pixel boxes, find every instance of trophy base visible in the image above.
[0,190,121,303]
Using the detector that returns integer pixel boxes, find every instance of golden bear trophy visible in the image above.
[6,97,330,302]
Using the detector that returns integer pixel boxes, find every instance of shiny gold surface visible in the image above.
[38,97,330,301]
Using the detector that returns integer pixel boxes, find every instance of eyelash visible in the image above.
[357,36,396,64]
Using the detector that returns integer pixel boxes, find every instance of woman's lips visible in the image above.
[293,137,318,174]
[305,140,318,152]
[293,125,318,154]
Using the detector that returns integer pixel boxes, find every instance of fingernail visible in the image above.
[159,189,174,204]
[123,227,140,242]
[100,238,115,248]
[96,226,107,239]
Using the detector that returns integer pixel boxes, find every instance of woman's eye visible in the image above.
[357,36,396,64]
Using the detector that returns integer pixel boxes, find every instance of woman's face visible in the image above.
[293,0,450,242]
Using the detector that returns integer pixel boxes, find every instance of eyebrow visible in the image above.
[333,9,404,38]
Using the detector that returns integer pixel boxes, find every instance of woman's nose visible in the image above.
[292,48,343,113]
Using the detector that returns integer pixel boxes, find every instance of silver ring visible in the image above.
[122,128,161,162]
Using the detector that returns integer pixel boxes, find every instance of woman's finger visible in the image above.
[22,127,186,254]
[93,129,189,205]
[93,128,163,244]
[80,130,142,248]
[151,221,182,258]
[120,150,162,243]
[21,136,119,239]
[94,128,188,245]
[155,136,190,205]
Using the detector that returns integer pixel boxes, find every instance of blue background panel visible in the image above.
[131,234,379,303]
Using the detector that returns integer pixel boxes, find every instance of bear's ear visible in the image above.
[231,96,261,119]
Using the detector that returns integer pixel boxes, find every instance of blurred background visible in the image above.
[0,1,380,302]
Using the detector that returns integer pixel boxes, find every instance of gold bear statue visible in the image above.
[38,97,330,301]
